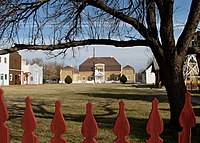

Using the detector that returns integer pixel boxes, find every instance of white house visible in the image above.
[142,65,156,84]
[29,63,43,84]
[21,61,43,85]
[142,59,159,84]
[21,60,30,85]
[0,54,9,86]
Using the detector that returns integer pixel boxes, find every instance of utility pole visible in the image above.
[93,47,95,84]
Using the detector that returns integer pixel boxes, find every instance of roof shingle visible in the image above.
[79,57,121,72]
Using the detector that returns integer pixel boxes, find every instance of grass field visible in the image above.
[1,83,200,143]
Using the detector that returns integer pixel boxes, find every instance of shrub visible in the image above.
[65,75,72,84]
[120,74,127,84]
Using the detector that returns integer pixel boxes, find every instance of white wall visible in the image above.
[0,54,10,85]
[142,65,156,84]
[21,61,30,85]
[29,64,43,84]
[145,65,156,84]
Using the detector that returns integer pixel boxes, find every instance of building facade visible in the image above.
[29,63,43,84]
[60,57,136,84]
[122,65,136,82]
[0,53,9,85]
[79,57,121,83]
[142,64,156,84]
[9,52,21,85]
[21,61,43,85]
[59,66,79,83]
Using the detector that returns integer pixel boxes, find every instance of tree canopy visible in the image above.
[0,0,199,55]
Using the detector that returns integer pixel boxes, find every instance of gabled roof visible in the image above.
[79,57,121,72]
[63,66,73,70]
[123,65,134,69]
[142,58,159,73]
[123,65,135,72]
[63,66,79,73]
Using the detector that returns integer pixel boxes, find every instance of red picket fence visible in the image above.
[0,89,196,143]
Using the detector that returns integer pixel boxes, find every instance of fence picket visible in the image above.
[0,89,9,143]
[178,91,196,143]
[113,100,130,143]
[21,97,38,143]
[51,100,67,143]
[81,102,98,143]
[0,89,197,143]
[146,98,164,143]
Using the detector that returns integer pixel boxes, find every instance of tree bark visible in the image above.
[160,55,186,130]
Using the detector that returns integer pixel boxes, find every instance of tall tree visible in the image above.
[0,0,199,130]
[30,58,44,67]
[43,61,64,83]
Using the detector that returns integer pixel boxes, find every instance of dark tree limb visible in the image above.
[159,0,175,54]
[0,39,149,55]
[176,0,200,56]
[146,0,158,39]
[86,0,148,38]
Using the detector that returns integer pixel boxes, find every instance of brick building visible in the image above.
[9,52,21,85]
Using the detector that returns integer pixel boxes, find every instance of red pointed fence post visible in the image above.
[178,91,196,143]
[21,97,38,143]
[146,98,164,143]
[51,100,67,143]
[113,100,130,143]
[81,102,98,143]
[0,89,10,143]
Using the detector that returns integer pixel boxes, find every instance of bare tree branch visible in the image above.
[0,39,149,55]
[86,0,148,38]
[176,0,200,56]
[159,0,175,55]
[146,0,158,39]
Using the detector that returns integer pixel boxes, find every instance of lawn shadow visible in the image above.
[78,92,168,103]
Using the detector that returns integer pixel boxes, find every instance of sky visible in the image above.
[19,0,197,73]
[19,45,152,72]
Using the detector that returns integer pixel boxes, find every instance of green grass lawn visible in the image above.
[1,83,200,143]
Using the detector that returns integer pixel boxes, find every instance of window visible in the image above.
[0,57,1,63]
[82,76,86,81]
[1,74,3,80]
[98,69,103,72]
[90,76,94,81]
[114,76,119,81]
[31,76,33,81]
[5,74,7,80]
[126,75,130,80]
[107,76,110,81]
[10,74,12,81]
[4,57,6,64]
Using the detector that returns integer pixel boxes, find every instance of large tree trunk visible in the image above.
[161,56,186,130]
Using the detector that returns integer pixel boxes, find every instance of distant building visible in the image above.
[21,60,30,85]
[59,66,79,83]
[60,56,136,84]
[29,63,43,84]
[122,65,136,82]
[9,52,21,85]
[21,60,43,85]
[0,53,9,85]
[79,57,121,83]
[142,59,160,85]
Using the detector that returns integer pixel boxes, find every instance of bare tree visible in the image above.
[0,0,199,131]
[43,61,64,83]
[30,58,44,67]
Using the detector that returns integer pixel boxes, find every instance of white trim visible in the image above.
[9,69,22,72]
